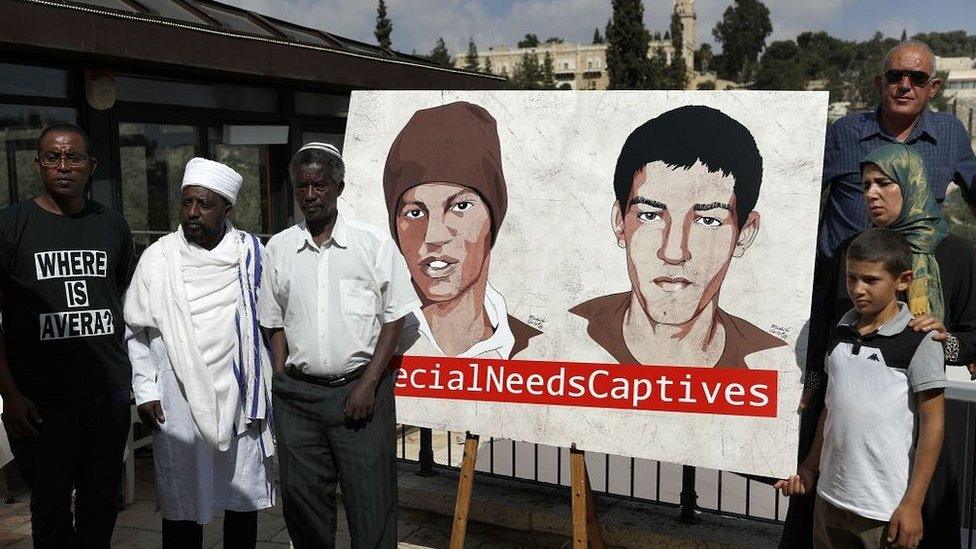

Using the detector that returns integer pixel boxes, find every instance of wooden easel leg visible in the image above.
[571,448,605,549]
[449,433,480,549]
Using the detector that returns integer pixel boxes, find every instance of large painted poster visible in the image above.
[342,90,827,478]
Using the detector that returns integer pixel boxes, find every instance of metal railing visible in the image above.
[396,382,976,545]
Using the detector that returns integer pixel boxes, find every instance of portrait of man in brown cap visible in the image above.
[570,105,786,368]
[383,101,541,359]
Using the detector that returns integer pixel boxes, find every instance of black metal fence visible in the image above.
[397,382,976,546]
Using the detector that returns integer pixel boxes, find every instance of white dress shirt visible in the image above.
[402,283,516,359]
[259,213,419,377]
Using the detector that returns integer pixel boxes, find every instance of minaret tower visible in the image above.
[675,0,696,71]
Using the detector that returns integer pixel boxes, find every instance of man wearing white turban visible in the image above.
[124,157,275,548]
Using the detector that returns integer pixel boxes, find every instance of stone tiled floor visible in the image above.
[0,454,525,548]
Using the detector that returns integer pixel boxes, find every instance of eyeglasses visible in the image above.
[883,69,933,87]
[37,152,91,168]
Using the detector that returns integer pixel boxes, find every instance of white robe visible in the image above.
[126,228,274,523]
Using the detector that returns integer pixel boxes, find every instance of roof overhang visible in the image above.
[0,0,505,91]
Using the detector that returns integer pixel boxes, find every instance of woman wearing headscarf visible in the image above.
[782,143,976,549]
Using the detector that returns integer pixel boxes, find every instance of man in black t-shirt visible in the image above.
[0,124,134,548]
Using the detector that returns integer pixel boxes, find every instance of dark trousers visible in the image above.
[272,371,397,549]
[7,389,130,549]
[162,510,257,549]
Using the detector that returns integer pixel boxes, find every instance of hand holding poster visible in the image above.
[342,90,827,478]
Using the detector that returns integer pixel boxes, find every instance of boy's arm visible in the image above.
[776,407,826,496]
[888,388,944,548]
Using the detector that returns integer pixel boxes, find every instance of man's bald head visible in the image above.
[883,40,937,74]
[874,39,942,128]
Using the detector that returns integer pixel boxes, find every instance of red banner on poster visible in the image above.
[393,356,778,418]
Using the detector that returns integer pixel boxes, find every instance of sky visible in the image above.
[223,0,976,56]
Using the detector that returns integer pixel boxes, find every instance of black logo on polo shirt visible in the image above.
[868,353,880,361]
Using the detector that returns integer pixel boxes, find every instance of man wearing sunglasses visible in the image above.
[818,40,976,261]
[0,123,134,547]
[785,40,976,549]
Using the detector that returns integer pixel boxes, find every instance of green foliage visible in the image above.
[518,34,540,49]
[747,28,976,108]
[945,185,976,244]
[592,28,604,45]
[670,12,683,53]
[483,56,493,75]
[428,37,452,67]
[911,30,976,56]
[712,0,773,82]
[464,38,479,72]
[665,56,688,90]
[542,51,556,87]
[695,43,713,73]
[544,37,565,44]
[374,0,392,49]
[606,0,652,89]
[509,52,556,90]
[929,70,951,112]
[753,40,806,90]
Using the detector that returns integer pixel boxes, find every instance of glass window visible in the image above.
[209,128,272,235]
[119,123,198,250]
[294,92,349,117]
[272,22,329,45]
[136,0,209,24]
[115,75,278,112]
[118,122,275,249]
[0,63,69,98]
[301,131,343,152]
[82,0,138,12]
[0,104,77,207]
[186,1,273,36]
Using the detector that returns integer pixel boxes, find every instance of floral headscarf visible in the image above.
[861,143,949,320]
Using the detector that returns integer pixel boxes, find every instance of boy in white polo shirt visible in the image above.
[778,227,946,549]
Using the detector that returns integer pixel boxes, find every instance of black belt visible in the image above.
[285,364,368,387]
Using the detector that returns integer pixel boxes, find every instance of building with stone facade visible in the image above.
[461,0,696,90]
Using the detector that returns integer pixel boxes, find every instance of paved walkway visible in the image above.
[0,454,533,548]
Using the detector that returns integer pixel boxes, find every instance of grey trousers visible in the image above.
[272,370,397,549]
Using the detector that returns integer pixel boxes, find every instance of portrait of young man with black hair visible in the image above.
[570,105,787,369]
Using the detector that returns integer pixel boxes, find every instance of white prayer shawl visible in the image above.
[124,225,273,456]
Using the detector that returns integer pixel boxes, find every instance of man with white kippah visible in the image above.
[124,157,275,548]
[260,143,418,548]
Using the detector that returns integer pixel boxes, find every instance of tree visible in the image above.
[712,0,773,82]
[374,0,392,49]
[464,38,479,72]
[670,12,684,52]
[606,0,652,89]
[517,34,540,48]
[665,56,688,89]
[544,37,565,44]
[645,48,669,87]
[910,30,976,56]
[542,52,556,88]
[510,52,548,89]
[930,70,950,111]
[428,37,452,67]
[900,29,907,42]
[483,56,493,75]
[752,40,806,90]
[946,186,976,244]
[695,43,714,73]
[592,28,604,44]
